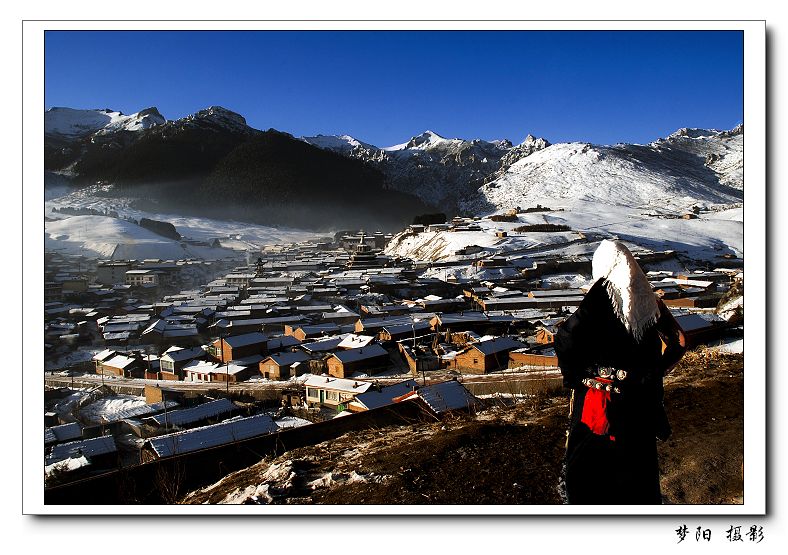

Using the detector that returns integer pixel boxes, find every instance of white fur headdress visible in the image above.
[592,240,660,342]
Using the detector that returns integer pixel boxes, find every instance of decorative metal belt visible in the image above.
[581,366,629,394]
[581,377,620,393]
[596,366,628,381]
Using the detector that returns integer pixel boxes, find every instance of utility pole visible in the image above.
[221,334,229,397]
[411,316,424,386]
[161,387,169,431]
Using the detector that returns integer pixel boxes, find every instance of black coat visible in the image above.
[555,279,685,504]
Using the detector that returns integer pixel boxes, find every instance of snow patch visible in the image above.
[45,107,164,137]
[79,395,148,425]
[45,455,90,477]
[707,338,744,354]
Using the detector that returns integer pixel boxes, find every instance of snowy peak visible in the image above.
[383,130,458,152]
[469,125,744,215]
[518,134,549,149]
[301,134,378,153]
[405,130,450,149]
[654,125,743,190]
[301,127,549,210]
[667,127,727,140]
[178,106,250,133]
[45,107,166,138]
[97,107,166,134]
[382,130,518,157]
[488,138,514,149]
[45,107,113,137]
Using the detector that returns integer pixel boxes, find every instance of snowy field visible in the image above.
[386,201,742,264]
[45,184,321,260]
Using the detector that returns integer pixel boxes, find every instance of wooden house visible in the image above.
[378,321,432,342]
[398,343,441,374]
[259,350,311,380]
[265,335,302,353]
[183,360,220,382]
[354,316,414,335]
[508,346,559,369]
[325,343,390,379]
[208,331,268,363]
[92,348,116,371]
[140,319,201,347]
[211,362,259,383]
[144,384,188,405]
[347,379,419,412]
[392,380,480,416]
[674,313,728,348]
[303,374,371,410]
[159,346,206,381]
[142,354,160,380]
[663,295,722,309]
[430,312,489,332]
[535,325,557,345]
[285,323,340,341]
[450,336,526,374]
[98,353,144,378]
[320,310,362,326]
[299,336,344,356]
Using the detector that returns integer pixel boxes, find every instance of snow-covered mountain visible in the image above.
[303,125,742,216]
[44,103,744,224]
[44,105,255,145]
[45,107,165,138]
[302,130,524,210]
[656,125,743,190]
[468,126,743,214]
[169,105,255,135]
[301,134,378,153]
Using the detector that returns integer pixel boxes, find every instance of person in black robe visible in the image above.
[555,240,686,504]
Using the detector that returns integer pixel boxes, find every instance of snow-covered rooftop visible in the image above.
[303,375,373,394]
[145,398,237,427]
[406,380,478,414]
[330,343,388,364]
[146,414,279,458]
[46,435,117,466]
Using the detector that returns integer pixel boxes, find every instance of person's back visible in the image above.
[555,240,685,504]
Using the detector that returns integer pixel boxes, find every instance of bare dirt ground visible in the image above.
[182,351,744,506]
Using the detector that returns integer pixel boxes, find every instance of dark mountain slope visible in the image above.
[195,132,432,230]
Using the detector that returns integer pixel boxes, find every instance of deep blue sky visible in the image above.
[44,30,743,147]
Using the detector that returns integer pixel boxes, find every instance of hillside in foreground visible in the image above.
[182,351,743,506]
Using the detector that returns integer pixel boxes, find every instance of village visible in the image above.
[42,211,744,502]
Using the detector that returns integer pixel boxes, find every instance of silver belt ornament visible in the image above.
[581,366,629,393]
[596,366,627,381]
[581,377,621,394]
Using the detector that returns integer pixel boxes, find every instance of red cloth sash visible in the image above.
[581,386,611,435]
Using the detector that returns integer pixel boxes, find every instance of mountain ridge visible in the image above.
[44,104,744,225]
[43,105,433,231]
